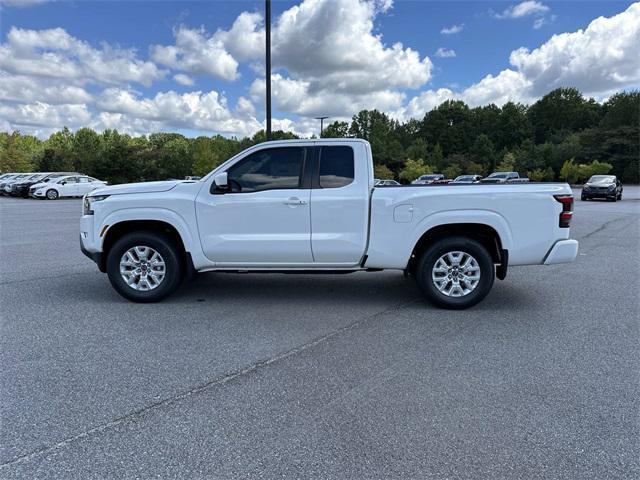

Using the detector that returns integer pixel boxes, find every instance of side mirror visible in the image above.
[60,181,67,185]
[214,172,228,190]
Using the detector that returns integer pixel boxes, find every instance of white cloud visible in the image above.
[0,0,48,6]
[0,27,165,87]
[151,0,431,118]
[94,88,261,137]
[250,74,405,119]
[440,24,464,35]
[150,26,238,81]
[173,73,194,86]
[398,2,640,120]
[271,0,431,95]
[509,2,640,97]
[214,11,265,61]
[435,48,456,58]
[0,102,91,129]
[496,1,549,19]
[0,71,92,104]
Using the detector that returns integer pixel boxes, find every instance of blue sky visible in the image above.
[0,0,638,138]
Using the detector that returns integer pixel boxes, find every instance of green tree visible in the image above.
[323,121,350,138]
[399,159,433,183]
[577,160,613,181]
[600,91,640,129]
[0,132,33,172]
[496,152,516,172]
[374,164,394,180]
[470,134,495,172]
[430,144,444,171]
[406,138,428,162]
[528,88,601,143]
[560,158,581,184]
[443,164,461,179]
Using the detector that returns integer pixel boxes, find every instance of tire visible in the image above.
[45,189,59,200]
[415,236,495,310]
[581,194,587,201]
[618,193,622,200]
[106,231,183,302]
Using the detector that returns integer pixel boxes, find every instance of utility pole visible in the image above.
[315,116,329,138]
[265,0,272,141]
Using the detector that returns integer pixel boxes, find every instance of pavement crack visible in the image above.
[0,298,418,469]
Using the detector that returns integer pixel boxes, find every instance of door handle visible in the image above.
[284,197,307,206]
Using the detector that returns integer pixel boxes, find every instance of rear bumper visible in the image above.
[543,239,579,265]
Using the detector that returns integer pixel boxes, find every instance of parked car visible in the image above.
[12,172,77,198]
[412,174,445,185]
[375,179,400,186]
[481,172,529,183]
[2,173,35,194]
[451,175,482,184]
[30,175,107,199]
[581,175,623,201]
[0,173,21,193]
[80,139,578,309]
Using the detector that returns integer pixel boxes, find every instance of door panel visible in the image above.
[310,145,369,264]
[196,189,312,264]
[60,177,79,197]
[195,146,313,266]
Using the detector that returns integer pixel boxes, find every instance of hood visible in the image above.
[89,180,181,196]
[585,182,614,188]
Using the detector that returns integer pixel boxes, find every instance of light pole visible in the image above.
[265,0,272,141]
[315,116,329,138]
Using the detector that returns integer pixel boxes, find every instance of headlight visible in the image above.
[607,184,615,190]
[83,195,109,215]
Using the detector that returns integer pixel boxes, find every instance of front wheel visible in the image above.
[415,236,495,309]
[46,189,59,200]
[106,231,183,302]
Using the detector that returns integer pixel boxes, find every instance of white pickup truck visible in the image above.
[80,139,578,309]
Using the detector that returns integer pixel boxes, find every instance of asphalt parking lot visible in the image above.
[1,187,639,479]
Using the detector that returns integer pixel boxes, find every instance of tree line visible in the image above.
[1,88,638,185]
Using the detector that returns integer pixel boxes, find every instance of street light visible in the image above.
[265,0,272,141]
[315,116,329,138]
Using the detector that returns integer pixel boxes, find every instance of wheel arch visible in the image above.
[407,222,508,278]
[100,218,194,275]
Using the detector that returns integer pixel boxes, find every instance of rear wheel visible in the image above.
[415,236,495,309]
[106,231,183,302]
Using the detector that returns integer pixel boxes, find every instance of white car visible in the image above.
[31,175,107,200]
[2,173,34,194]
[80,139,578,309]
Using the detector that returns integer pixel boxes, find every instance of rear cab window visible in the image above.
[318,146,354,188]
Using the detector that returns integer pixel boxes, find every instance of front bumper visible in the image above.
[544,239,579,265]
[80,233,105,272]
[582,189,615,198]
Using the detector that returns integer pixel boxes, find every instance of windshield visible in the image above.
[588,175,615,184]
[455,176,472,181]
[420,175,440,180]
[488,173,508,178]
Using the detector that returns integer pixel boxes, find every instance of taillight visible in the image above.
[554,194,573,228]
